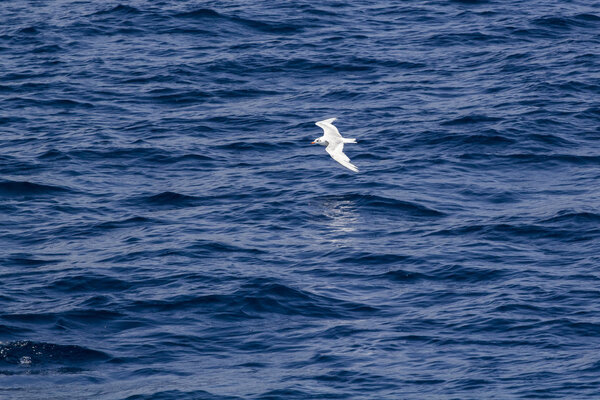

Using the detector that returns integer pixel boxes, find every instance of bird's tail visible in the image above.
[343,138,357,144]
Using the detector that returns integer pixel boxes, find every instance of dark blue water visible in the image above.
[1,1,600,398]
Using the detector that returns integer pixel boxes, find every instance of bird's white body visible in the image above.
[312,118,359,172]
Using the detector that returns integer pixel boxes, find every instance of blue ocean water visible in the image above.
[1,0,600,398]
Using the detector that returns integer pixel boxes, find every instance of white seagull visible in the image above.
[312,118,359,173]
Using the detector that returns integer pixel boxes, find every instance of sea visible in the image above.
[1,1,599,399]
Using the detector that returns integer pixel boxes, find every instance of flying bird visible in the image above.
[312,118,359,173]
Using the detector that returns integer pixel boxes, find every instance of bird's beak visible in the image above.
[311,141,316,144]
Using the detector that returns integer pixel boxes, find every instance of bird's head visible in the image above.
[311,137,327,146]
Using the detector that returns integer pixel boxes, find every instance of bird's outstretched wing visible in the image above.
[326,142,359,173]
[316,118,342,140]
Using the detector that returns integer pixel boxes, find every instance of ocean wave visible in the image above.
[0,341,110,367]
[91,4,142,16]
[419,130,515,148]
[338,252,411,265]
[67,147,215,165]
[139,191,204,207]
[217,141,294,151]
[17,26,40,34]
[128,279,378,319]
[0,179,71,197]
[431,264,506,283]
[143,88,212,104]
[380,265,505,284]
[441,114,503,126]
[1,255,61,266]
[427,31,505,46]
[380,269,428,282]
[173,8,302,34]
[532,15,600,29]
[4,97,94,109]
[430,221,599,242]
[458,153,600,165]
[46,273,132,292]
[318,194,445,217]
[451,0,489,3]
[206,57,377,74]
[541,211,600,224]
[122,389,242,400]
[173,8,221,19]
[186,240,265,255]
